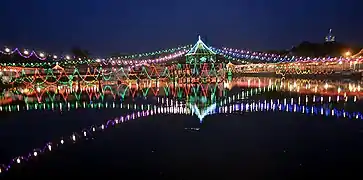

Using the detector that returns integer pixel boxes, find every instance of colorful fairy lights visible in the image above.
[0,63,228,85]
[0,45,192,62]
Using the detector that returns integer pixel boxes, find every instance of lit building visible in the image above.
[325,29,336,42]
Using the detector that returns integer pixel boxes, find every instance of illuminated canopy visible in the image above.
[186,35,216,56]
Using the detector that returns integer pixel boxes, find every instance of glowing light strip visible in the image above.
[0,45,191,62]
[1,64,228,85]
[0,86,267,112]
[101,50,187,66]
[214,47,363,63]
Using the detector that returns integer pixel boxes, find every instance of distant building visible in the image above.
[325,29,336,42]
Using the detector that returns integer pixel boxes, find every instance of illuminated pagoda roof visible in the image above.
[186,35,216,56]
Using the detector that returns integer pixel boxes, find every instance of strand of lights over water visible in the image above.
[0,101,153,113]
[0,87,267,112]
[23,84,360,105]
[1,99,362,175]
[1,93,360,113]
[2,84,361,111]
[3,80,260,98]
[1,81,361,108]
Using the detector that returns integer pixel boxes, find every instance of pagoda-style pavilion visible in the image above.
[185,35,217,65]
[183,36,225,79]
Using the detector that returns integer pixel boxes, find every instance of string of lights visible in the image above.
[0,50,188,67]
[101,50,188,65]
[0,45,192,62]
[1,63,228,85]
[105,45,192,60]
[1,42,362,67]
[214,47,363,63]
[0,86,268,108]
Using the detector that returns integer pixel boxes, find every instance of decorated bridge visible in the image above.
[0,36,363,83]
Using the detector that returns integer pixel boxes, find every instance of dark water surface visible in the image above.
[1,77,363,179]
[2,112,363,179]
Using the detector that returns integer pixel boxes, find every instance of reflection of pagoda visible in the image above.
[188,94,217,123]
[325,29,335,42]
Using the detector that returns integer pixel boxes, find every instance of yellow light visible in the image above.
[345,51,351,57]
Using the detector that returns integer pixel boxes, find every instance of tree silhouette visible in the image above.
[71,47,91,59]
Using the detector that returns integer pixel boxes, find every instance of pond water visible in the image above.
[1,77,363,179]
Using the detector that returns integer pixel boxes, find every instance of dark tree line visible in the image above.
[71,47,91,59]
[267,41,362,57]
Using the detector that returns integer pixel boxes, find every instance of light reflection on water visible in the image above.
[1,77,363,176]
[1,77,363,103]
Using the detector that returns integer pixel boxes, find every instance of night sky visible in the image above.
[0,0,362,56]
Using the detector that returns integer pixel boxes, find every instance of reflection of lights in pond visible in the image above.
[200,96,207,103]
[190,103,217,123]
[184,127,200,132]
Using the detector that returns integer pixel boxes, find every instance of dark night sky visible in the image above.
[0,0,362,56]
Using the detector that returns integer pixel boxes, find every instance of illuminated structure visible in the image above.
[186,36,216,65]
[1,34,363,78]
[325,29,336,42]
[184,36,226,79]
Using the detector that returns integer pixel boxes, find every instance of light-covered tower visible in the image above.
[325,29,336,42]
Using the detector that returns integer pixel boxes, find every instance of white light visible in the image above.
[23,50,29,55]
[16,158,21,164]
[101,125,105,129]
[60,139,64,144]
[83,131,87,137]
[92,127,96,132]
[48,144,52,151]
[39,53,45,57]
[33,151,38,156]
[53,55,58,59]
[4,48,10,53]
[66,55,70,60]
[72,134,76,141]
